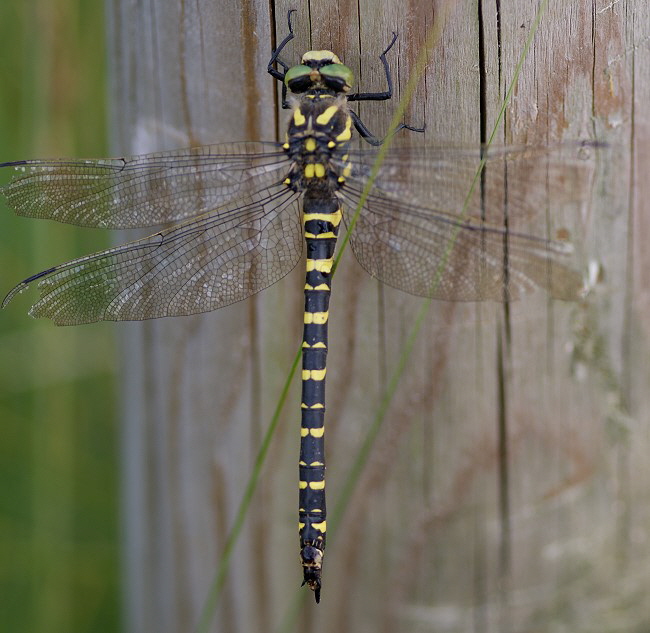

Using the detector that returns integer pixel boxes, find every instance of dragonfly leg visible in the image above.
[347,31,399,102]
[349,109,425,146]
[267,8,296,81]
[347,31,424,143]
[267,9,297,108]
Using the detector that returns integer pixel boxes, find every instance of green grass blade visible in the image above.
[194,348,301,633]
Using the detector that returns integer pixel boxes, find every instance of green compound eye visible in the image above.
[284,64,313,93]
[284,61,355,94]
[320,63,354,92]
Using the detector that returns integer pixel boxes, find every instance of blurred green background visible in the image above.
[0,2,119,632]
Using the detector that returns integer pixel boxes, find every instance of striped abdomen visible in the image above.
[298,193,341,603]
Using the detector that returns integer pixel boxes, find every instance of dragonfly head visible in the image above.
[285,50,354,96]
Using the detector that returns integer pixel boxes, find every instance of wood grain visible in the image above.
[113,1,650,631]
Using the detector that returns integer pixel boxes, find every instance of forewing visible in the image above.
[341,142,599,229]
[0,142,289,228]
[3,185,302,324]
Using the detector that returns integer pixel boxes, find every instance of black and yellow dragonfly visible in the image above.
[1,12,595,602]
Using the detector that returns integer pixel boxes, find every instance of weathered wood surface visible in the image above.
[111,1,650,632]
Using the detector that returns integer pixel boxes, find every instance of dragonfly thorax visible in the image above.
[283,96,352,193]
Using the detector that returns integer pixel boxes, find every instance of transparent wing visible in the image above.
[342,142,599,225]
[3,185,302,325]
[0,142,289,228]
[338,142,598,301]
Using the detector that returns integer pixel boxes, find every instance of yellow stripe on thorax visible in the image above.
[316,105,339,126]
[336,116,352,142]
[293,108,307,127]
[304,163,326,179]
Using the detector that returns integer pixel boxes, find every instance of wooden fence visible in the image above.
[110,1,650,631]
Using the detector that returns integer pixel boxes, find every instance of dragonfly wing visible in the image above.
[338,142,596,301]
[1,142,289,228]
[3,185,302,325]
[339,186,583,302]
[341,141,599,231]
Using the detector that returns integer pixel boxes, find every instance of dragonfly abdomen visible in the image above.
[298,194,341,603]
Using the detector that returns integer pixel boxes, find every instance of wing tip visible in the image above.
[2,281,29,310]
[2,267,59,311]
[0,159,29,169]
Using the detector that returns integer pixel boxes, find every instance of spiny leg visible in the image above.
[349,109,425,146]
[267,8,296,81]
[348,31,399,102]
[267,9,297,108]
[347,32,424,143]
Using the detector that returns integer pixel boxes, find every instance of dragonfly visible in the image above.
[1,11,596,603]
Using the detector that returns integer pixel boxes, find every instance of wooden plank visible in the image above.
[107,1,650,631]
[107,3,281,632]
